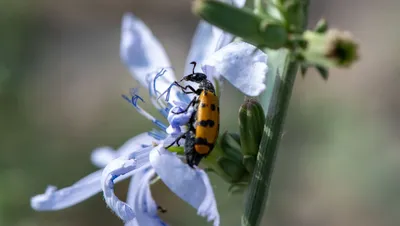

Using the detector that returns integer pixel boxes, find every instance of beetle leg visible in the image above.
[173,81,202,95]
[172,97,197,115]
[157,205,167,213]
[165,133,186,149]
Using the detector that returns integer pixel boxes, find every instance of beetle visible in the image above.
[165,61,220,168]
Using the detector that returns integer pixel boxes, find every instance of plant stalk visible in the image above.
[242,50,298,226]
[242,1,309,226]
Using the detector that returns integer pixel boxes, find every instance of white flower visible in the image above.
[30,1,268,225]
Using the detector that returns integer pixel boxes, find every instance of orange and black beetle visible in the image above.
[166,62,220,167]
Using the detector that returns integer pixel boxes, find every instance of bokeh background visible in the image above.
[1,0,399,225]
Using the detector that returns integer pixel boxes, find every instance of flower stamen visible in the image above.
[122,89,168,131]
[147,129,167,141]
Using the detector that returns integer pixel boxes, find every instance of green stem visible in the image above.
[241,1,309,226]
[242,50,298,226]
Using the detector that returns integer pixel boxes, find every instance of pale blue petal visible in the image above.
[166,125,181,136]
[126,167,150,212]
[149,146,220,226]
[132,168,168,226]
[211,0,244,51]
[91,133,156,168]
[214,29,234,53]
[91,147,116,168]
[31,170,103,211]
[230,0,246,7]
[183,0,247,77]
[184,21,230,77]
[101,147,152,222]
[202,41,268,97]
[124,166,167,226]
[125,219,139,226]
[120,13,176,93]
[31,161,143,212]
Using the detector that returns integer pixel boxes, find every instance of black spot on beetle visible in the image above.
[195,137,209,145]
[210,104,216,111]
[198,120,215,127]
[194,138,214,149]
[199,120,208,127]
[217,107,220,112]
[201,103,206,108]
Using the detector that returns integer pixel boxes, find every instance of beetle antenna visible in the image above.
[190,61,197,74]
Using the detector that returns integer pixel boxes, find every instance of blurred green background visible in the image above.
[1,0,400,225]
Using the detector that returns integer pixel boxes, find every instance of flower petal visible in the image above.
[31,170,103,211]
[91,133,156,168]
[231,0,246,7]
[120,13,176,92]
[101,147,152,221]
[202,41,268,97]
[131,168,168,226]
[183,0,248,77]
[31,159,144,212]
[125,219,139,226]
[184,21,220,76]
[91,147,116,168]
[149,146,220,226]
[213,28,234,53]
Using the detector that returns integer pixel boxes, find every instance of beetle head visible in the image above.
[180,73,207,83]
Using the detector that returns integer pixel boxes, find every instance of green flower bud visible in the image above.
[314,18,328,33]
[239,98,265,156]
[202,134,249,184]
[301,29,359,68]
[217,157,246,182]
[228,182,248,196]
[227,132,241,146]
[202,146,237,183]
[193,0,288,49]
[242,155,256,174]
[220,132,242,160]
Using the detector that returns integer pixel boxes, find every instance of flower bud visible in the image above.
[314,18,328,33]
[301,29,359,68]
[239,98,265,156]
[228,182,248,196]
[218,132,248,182]
[217,157,246,182]
[202,133,249,184]
[193,0,288,49]
[242,155,256,174]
